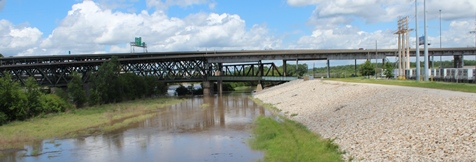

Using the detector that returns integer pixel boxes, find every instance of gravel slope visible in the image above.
[254,79,476,161]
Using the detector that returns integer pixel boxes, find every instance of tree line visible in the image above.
[0,74,72,125]
[311,60,476,78]
[0,56,167,125]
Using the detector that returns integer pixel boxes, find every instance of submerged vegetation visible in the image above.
[249,98,343,162]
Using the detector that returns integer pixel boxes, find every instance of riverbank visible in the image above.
[249,98,343,161]
[0,98,183,150]
[254,79,476,161]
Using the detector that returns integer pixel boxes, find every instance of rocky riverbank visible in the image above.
[254,79,476,161]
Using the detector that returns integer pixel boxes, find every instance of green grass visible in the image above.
[329,77,476,93]
[249,116,343,162]
[249,98,343,162]
[0,97,184,149]
[233,86,255,93]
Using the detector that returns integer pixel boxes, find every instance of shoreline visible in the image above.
[0,98,184,150]
[254,79,476,161]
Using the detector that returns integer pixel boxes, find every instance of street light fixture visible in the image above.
[423,0,429,81]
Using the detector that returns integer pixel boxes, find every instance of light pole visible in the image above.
[423,0,429,81]
[440,10,442,70]
[415,0,420,81]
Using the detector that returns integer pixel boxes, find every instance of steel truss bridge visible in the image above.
[0,47,475,88]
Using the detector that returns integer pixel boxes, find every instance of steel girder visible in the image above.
[0,56,286,87]
[0,58,216,86]
[120,59,211,82]
[221,62,282,77]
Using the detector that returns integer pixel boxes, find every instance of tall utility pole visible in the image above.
[439,10,442,70]
[423,0,429,81]
[375,40,378,79]
[471,13,476,71]
[395,16,411,79]
[415,0,420,81]
[471,13,476,47]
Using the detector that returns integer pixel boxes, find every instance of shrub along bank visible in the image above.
[0,74,71,125]
[0,56,168,125]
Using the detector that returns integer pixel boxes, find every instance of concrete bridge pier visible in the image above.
[217,63,223,95]
[327,59,330,78]
[256,83,263,92]
[283,60,287,76]
[202,81,214,96]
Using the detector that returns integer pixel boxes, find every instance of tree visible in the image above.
[383,62,394,78]
[175,84,190,96]
[359,60,375,78]
[68,72,87,108]
[89,56,121,104]
[284,64,308,77]
[0,72,27,123]
[25,77,43,118]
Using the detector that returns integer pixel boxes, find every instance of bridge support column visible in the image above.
[202,81,214,96]
[256,83,263,92]
[326,59,330,78]
[283,60,287,76]
[217,63,223,95]
[454,55,463,68]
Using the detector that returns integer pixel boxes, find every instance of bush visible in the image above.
[39,94,72,114]
[175,84,190,96]
[0,73,28,121]
[0,112,7,125]
[53,88,69,102]
[68,72,87,108]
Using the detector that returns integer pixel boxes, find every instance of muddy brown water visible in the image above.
[1,94,269,162]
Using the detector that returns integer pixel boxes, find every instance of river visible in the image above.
[1,93,269,162]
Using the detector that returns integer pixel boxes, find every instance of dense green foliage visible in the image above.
[0,73,72,125]
[0,56,169,125]
[311,60,476,78]
[281,64,309,77]
[175,84,191,96]
[383,62,394,78]
[175,82,235,96]
[88,56,167,105]
[68,72,87,108]
[360,60,376,77]
[250,116,343,161]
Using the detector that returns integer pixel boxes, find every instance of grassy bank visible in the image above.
[0,97,183,149]
[249,98,343,162]
[329,78,476,93]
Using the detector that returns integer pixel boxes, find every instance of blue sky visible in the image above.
[0,0,475,62]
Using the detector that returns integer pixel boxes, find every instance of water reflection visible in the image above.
[2,94,268,162]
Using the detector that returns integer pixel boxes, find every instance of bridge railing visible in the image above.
[207,76,297,82]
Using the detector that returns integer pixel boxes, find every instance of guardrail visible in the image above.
[207,76,298,82]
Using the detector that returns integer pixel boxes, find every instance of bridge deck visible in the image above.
[1,47,475,66]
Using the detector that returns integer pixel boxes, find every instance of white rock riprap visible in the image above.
[254,80,476,161]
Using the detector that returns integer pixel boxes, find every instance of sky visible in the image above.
[1,0,476,66]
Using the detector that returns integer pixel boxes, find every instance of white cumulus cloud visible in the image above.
[287,0,476,50]
[146,0,209,10]
[0,20,43,56]
[16,1,280,55]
